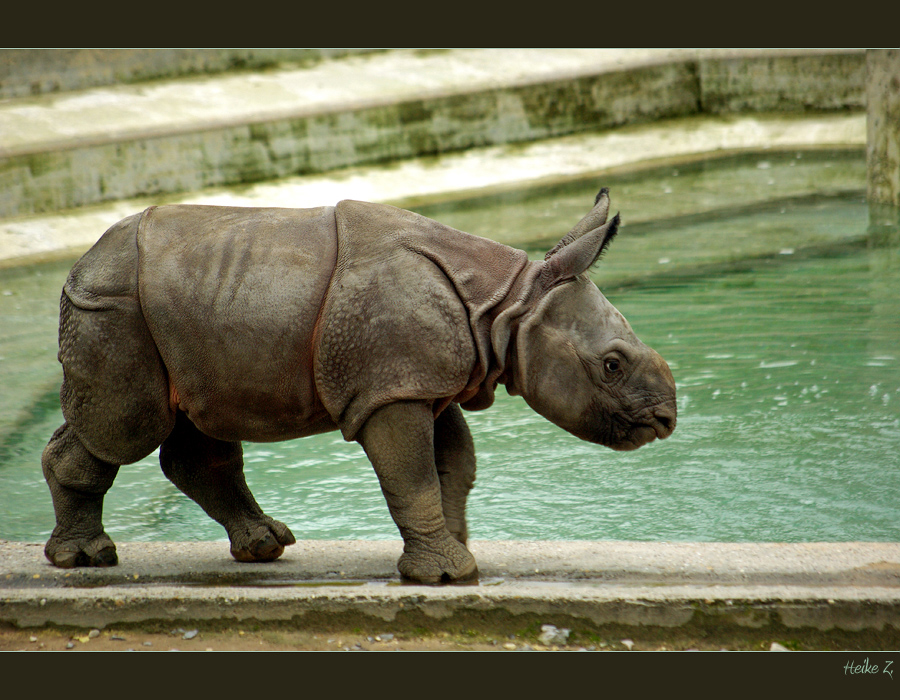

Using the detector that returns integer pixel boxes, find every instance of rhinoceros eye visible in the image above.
[604,358,621,374]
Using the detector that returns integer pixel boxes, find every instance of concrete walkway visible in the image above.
[2,539,899,646]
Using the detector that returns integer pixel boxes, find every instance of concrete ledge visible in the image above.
[0,112,866,268]
[866,49,900,207]
[0,49,865,220]
[3,540,898,644]
[0,49,381,100]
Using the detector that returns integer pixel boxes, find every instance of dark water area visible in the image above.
[2,150,897,543]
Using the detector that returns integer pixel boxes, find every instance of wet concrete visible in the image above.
[2,540,898,643]
[866,50,900,209]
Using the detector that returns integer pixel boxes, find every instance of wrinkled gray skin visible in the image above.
[42,189,676,583]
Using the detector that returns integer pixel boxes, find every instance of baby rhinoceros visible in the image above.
[42,188,676,583]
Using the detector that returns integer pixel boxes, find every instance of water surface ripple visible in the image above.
[1,156,896,543]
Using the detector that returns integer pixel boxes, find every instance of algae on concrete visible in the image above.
[866,50,900,209]
[0,113,867,268]
[0,49,866,220]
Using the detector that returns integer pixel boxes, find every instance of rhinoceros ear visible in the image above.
[544,187,610,261]
[540,211,620,287]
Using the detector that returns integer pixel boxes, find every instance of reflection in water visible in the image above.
[1,158,897,543]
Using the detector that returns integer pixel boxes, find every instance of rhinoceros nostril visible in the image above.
[652,409,676,437]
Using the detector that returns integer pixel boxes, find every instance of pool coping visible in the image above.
[2,540,899,643]
[0,48,867,263]
[0,111,867,269]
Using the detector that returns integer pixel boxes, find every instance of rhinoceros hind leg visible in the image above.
[159,412,295,562]
[43,423,120,568]
[358,401,477,584]
[434,403,476,546]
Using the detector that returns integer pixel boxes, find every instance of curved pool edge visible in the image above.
[3,540,898,645]
[0,49,866,221]
[0,111,867,271]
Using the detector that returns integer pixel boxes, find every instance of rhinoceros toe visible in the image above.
[228,517,296,563]
[398,539,478,585]
[45,533,118,568]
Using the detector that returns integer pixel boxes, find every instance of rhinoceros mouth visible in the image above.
[608,424,659,452]
[590,402,675,451]
[585,419,654,451]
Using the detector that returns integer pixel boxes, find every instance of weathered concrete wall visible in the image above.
[0,49,379,99]
[700,51,866,113]
[0,50,867,220]
[867,49,900,224]
[0,61,703,219]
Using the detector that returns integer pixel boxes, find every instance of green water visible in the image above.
[2,151,898,543]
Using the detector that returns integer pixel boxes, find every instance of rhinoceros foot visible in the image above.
[228,516,296,563]
[44,531,118,568]
[443,517,468,546]
[398,537,478,585]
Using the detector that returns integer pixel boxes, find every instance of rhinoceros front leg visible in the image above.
[358,400,477,584]
[43,423,120,568]
[434,403,476,546]
[159,411,295,562]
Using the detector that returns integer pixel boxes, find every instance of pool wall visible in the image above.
[0,49,866,220]
[867,50,900,211]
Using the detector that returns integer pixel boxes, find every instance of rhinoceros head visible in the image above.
[507,189,676,451]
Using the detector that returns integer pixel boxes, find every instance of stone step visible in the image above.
[0,49,381,100]
[0,49,865,221]
[0,111,867,269]
[2,540,898,646]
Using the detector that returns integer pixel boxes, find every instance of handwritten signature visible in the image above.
[844,658,893,679]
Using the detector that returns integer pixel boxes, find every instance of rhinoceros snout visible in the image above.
[615,402,676,450]
[651,404,676,440]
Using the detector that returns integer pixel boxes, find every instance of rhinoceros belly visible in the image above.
[136,204,338,442]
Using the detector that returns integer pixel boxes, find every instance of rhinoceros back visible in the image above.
[136,204,338,442]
